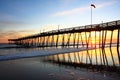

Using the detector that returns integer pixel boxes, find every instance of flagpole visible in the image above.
[91,4,96,27]
[90,4,95,48]
[90,5,92,48]
[91,5,92,28]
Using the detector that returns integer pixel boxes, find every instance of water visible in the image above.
[0,44,42,55]
[0,44,120,80]
[0,55,120,80]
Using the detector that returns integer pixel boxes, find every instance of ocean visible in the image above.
[0,43,120,80]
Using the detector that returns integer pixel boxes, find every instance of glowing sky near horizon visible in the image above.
[0,0,120,43]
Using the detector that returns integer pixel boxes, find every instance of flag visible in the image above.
[91,4,96,8]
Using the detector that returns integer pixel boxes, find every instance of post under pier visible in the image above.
[117,28,120,65]
[62,34,65,48]
[66,33,71,47]
[110,30,113,47]
[77,33,80,48]
[80,33,84,47]
[56,34,59,47]
[73,33,76,48]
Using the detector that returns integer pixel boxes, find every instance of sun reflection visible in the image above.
[47,47,120,67]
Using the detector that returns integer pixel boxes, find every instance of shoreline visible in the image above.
[0,45,119,61]
[0,47,93,61]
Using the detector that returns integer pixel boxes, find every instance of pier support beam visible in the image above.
[73,33,76,48]
[62,34,65,48]
[110,30,113,47]
[46,36,49,47]
[80,33,84,47]
[85,31,88,48]
[66,33,71,47]
[56,34,59,47]
[117,28,120,64]
[117,20,119,48]
[77,33,80,48]
[95,31,97,48]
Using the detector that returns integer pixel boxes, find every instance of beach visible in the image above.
[0,44,120,80]
[0,56,120,80]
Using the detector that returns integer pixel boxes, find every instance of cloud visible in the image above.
[0,13,39,43]
[0,30,37,43]
[52,6,89,17]
[0,13,16,21]
[0,20,35,32]
[51,1,117,17]
[0,21,30,28]
[0,13,34,31]
[61,0,74,6]
[96,0,117,8]
[41,25,59,32]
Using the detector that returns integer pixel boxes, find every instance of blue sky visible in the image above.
[0,0,120,43]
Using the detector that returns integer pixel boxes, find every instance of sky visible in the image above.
[0,0,120,43]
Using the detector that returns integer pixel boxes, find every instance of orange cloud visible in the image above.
[0,30,37,43]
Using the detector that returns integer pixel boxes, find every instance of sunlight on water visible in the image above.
[46,47,120,67]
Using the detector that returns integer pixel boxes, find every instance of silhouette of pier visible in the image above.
[8,20,120,48]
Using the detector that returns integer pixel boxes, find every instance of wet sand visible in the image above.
[0,57,120,80]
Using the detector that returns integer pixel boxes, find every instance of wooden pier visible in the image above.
[8,20,120,49]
